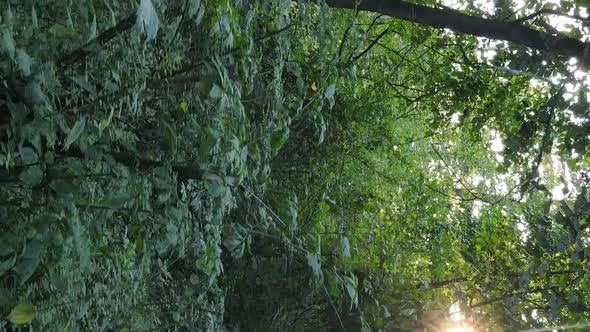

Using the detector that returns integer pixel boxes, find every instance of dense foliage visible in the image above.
[1,0,590,331]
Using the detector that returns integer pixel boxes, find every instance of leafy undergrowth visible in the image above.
[2,0,590,331]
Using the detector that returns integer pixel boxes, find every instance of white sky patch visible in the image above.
[551,183,566,200]
[470,174,484,186]
[472,200,483,218]
[436,0,589,218]
[449,303,464,321]
[517,215,530,242]
[490,130,504,152]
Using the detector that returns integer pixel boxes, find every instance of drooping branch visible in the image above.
[1,147,235,186]
[65,148,235,185]
[300,0,590,63]
[353,26,389,62]
[57,14,137,69]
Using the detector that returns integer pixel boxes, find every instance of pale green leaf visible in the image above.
[9,303,34,325]
[209,84,223,98]
[1,28,15,59]
[63,116,86,150]
[16,49,32,76]
[31,7,38,28]
[343,276,358,308]
[88,15,97,41]
[306,253,321,277]
[341,236,351,257]
[136,0,159,42]
[324,83,336,99]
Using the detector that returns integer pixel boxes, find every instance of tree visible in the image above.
[301,0,589,64]
[1,0,590,331]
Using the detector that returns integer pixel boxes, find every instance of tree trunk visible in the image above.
[304,0,589,63]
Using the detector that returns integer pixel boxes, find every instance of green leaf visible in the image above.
[209,84,223,98]
[24,81,44,105]
[31,7,38,29]
[79,242,91,269]
[343,276,358,309]
[206,180,227,198]
[0,255,16,276]
[19,147,38,164]
[326,270,341,298]
[0,288,14,309]
[195,80,213,95]
[110,191,132,209]
[1,28,15,59]
[63,116,86,150]
[19,165,43,186]
[223,223,248,259]
[4,6,13,26]
[324,83,336,99]
[49,24,69,37]
[341,236,351,257]
[70,76,97,96]
[16,49,32,76]
[0,233,15,256]
[14,241,44,285]
[49,179,78,194]
[9,303,34,325]
[306,253,321,277]
[136,0,159,42]
[88,15,97,41]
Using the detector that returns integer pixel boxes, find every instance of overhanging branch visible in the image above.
[300,0,590,63]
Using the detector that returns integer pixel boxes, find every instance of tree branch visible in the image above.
[57,14,137,69]
[513,8,590,26]
[300,0,590,64]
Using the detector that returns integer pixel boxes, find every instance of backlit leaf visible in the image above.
[9,303,34,325]
[1,28,15,58]
[136,0,159,42]
[16,49,32,76]
[306,253,321,277]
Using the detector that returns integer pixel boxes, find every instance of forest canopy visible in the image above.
[1,0,590,331]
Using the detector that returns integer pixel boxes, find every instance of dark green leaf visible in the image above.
[19,147,38,164]
[19,165,43,186]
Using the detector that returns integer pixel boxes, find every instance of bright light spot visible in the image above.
[517,216,530,242]
[470,174,483,186]
[490,130,504,152]
[472,200,483,218]
[449,303,464,321]
[482,48,497,61]
[551,183,565,200]
[447,325,473,332]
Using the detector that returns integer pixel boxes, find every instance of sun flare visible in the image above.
[447,326,473,332]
